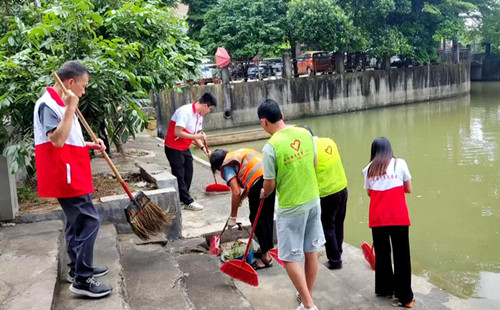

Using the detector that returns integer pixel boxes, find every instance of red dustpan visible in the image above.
[210,218,229,255]
[206,174,231,192]
[203,139,231,192]
[361,242,375,270]
[268,248,285,267]
[220,199,265,286]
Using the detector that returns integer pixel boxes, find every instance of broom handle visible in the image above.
[241,198,264,266]
[203,138,219,185]
[52,72,135,201]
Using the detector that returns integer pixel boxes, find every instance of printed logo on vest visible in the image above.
[290,139,301,151]
[325,146,332,155]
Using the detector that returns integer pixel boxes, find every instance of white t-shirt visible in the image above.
[363,158,411,191]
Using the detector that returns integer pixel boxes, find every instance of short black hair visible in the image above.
[57,61,90,82]
[257,99,282,123]
[209,149,228,173]
[199,92,217,107]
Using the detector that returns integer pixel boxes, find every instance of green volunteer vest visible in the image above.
[315,137,348,197]
[268,127,319,208]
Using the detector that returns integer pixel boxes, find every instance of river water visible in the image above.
[203,82,500,303]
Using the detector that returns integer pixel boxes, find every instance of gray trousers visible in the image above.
[58,194,100,281]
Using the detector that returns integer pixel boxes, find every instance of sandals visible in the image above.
[253,249,262,259]
[392,299,415,308]
[251,257,273,270]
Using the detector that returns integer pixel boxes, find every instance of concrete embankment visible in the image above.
[155,63,470,133]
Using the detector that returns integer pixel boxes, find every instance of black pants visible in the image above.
[372,225,413,304]
[247,178,275,255]
[165,145,194,205]
[58,194,100,281]
[320,187,348,263]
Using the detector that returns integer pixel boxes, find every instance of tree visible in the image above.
[200,0,287,59]
[0,0,204,175]
[481,5,500,53]
[287,0,366,52]
[426,0,477,43]
[181,0,218,42]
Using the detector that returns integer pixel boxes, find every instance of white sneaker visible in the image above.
[296,303,318,310]
[185,201,203,211]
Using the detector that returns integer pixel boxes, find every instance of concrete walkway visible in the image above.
[0,131,482,309]
[105,131,476,309]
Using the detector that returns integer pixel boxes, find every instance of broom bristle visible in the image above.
[130,217,149,240]
[206,184,231,192]
[220,260,258,287]
[129,201,175,240]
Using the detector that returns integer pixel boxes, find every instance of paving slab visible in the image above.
[0,221,61,310]
[52,224,128,310]
[118,234,193,310]
[176,252,253,310]
[235,244,477,310]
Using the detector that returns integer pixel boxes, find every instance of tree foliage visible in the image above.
[287,0,366,52]
[0,0,204,175]
[181,0,218,42]
[200,0,287,59]
[195,0,487,64]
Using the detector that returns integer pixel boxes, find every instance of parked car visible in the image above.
[229,62,247,81]
[391,56,420,68]
[297,51,333,75]
[199,58,216,84]
[262,58,283,77]
[247,64,271,80]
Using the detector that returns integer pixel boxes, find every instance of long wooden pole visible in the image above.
[52,72,134,200]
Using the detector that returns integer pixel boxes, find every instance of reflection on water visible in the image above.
[203,82,500,302]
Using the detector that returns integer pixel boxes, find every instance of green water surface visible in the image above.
[200,82,500,301]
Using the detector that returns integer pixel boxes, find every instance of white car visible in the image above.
[200,59,216,84]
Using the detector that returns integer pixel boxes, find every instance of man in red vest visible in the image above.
[164,92,217,211]
[33,61,111,298]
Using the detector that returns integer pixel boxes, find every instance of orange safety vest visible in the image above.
[220,148,263,194]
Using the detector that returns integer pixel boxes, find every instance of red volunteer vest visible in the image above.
[33,87,94,198]
[165,103,203,151]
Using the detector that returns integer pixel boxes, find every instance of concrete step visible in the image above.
[0,221,61,310]
[118,234,193,310]
[171,238,253,310]
[52,224,128,310]
[119,234,252,310]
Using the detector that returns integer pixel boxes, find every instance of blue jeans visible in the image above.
[58,194,100,281]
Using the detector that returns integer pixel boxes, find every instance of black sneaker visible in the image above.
[324,260,342,270]
[70,277,112,298]
[67,266,109,283]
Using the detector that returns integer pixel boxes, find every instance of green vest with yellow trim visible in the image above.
[314,137,347,197]
[268,127,319,208]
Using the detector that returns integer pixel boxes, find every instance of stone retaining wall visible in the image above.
[155,63,470,133]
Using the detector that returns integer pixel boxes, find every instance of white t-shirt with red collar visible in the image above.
[362,158,412,228]
[164,103,203,151]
